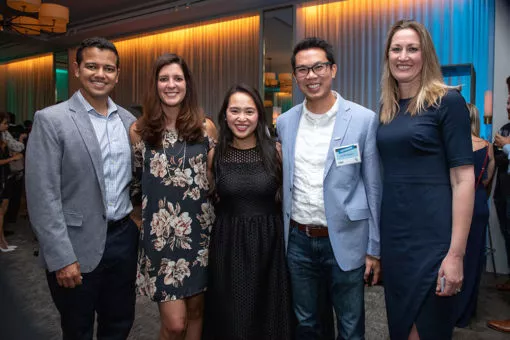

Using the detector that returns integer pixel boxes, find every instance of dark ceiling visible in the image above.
[0,0,297,62]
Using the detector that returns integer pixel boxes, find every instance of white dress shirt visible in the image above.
[77,90,132,221]
[291,91,339,226]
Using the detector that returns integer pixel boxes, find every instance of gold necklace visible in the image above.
[162,130,186,172]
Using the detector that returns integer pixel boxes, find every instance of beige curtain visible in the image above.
[0,66,6,112]
[295,0,492,113]
[1,54,54,121]
[68,15,260,117]
[67,51,80,99]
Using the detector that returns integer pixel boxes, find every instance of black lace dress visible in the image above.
[205,146,293,340]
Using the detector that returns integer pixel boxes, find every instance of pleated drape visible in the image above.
[0,54,54,121]
[295,0,494,126]
[68,15,260,117]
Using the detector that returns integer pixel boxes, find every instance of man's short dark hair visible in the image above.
[76,37,120,68]
[506,76,510,93]
[291,37,336,70]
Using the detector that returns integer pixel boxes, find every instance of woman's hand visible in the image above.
[10,153,23,162]
[435,252,463,296]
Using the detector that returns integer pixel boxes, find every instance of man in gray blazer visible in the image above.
[276,37,382,340]
[25,37,138,340]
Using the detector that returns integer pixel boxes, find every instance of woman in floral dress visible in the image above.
[130,53,216,340]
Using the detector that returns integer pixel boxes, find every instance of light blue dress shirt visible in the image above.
[77,90,132,221]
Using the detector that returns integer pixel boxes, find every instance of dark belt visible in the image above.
[290,219,329,237]
[107,215,130,228]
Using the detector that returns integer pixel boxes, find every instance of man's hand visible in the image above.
[494,133,510,148]
[56,262,82,288]
[19,133,28,142]
[364,255,381,286]
[130,207,142,231]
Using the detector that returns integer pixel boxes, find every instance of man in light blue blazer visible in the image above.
[25,37,138,340]
[276,37,382,340]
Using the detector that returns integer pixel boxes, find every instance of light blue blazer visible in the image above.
[276,94,382,271]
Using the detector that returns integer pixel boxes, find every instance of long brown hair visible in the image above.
[136,53,204,146]
[380,20,450,124]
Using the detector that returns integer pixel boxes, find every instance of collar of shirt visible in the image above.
[76,90,118,117]
[302,90,339,126]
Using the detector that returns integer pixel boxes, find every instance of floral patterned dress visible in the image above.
[134,129,215,302]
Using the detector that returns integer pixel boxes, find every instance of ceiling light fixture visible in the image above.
[0,0,69,36]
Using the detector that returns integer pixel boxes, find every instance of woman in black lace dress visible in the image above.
[205,84,293,339]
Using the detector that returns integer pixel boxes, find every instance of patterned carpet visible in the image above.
[1,218,509,340]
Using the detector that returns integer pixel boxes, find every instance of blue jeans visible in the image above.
[287,226,365,340]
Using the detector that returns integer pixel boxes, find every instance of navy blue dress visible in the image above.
[456,145,489,327]
[376,90,473,339]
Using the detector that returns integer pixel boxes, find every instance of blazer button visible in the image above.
[286,213,290,217]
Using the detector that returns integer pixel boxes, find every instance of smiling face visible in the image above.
[226,91,258,147]
[294,48,337,104]
[388,28,423,96]
[157,63,187,109]
[74,47,119,104]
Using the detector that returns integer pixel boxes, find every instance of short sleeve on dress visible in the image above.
[206,135,216,151]
[438,90,473,168]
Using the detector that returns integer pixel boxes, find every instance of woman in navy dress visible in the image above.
[456,104,495,327]
[377,20,474,339]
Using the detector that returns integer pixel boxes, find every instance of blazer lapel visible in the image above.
[324,96,352,180]
[286,105,303,187]
[68,92,107,202]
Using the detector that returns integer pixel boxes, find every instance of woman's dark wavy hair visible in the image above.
[214,84,282,202]
[136,53,204,146]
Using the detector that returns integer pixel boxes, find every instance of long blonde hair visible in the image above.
[380,20,449,124]
[467,103,480,137]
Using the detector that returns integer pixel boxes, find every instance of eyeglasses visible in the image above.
[293,62,332,79]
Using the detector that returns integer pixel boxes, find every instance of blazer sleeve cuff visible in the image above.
[367,242,380,258]
[43,245,78,273]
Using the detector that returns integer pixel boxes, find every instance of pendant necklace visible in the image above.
[162,129,186,172]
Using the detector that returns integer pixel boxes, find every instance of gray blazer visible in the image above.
[25,92,136,273]
[276,94,382,271]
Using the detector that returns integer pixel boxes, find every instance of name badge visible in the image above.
[334,143,361,166]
